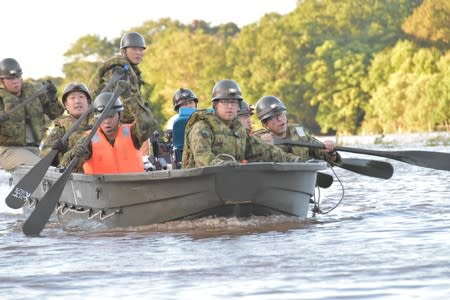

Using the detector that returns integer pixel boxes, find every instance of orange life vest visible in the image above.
[83,124,144,174]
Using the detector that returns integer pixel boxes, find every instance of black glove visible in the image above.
[44,80,57,102]
[0,112,9,123]
[51,139,67,152]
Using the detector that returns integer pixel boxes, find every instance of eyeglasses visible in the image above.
[218,99,240,106]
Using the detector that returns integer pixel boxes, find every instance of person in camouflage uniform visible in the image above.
[0,58,64,171]
[60,91,153,173]
[237,100,254,133]
[254,95,341,165]
[40,82,93,166]
[88,32,157,132]
[182,79,302,168]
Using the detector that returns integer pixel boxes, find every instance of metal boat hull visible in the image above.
[12,162,326,230]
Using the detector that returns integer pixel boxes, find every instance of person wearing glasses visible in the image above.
[182,79,301,168]
[254,95,340,164]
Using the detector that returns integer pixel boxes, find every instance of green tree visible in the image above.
[140,27,232,124]
[363,42,449,133]
[403,0,450,46]
[62,35,116,86]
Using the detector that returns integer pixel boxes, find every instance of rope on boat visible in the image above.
[311,166,345,215]
[23,197,38,208]
[56,203,121,220]
[211,153,237,166]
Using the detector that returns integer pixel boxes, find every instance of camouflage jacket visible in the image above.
[60,96,154,172]
[0,82,64,146]
[89,55,146,124]
[40,113,94,165]
[255,124,341,165]
[182,110,301,168]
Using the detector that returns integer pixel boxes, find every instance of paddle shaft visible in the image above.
[5,68,127,209]
[1,84,48,119]
[273,138,394,179]
[22,84,126,236]
[274,138,450,171]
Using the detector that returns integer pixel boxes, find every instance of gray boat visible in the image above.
[12,161,326,230]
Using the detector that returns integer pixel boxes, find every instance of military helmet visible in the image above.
[211,79,243,102]
[93,92,124,116]
[0,58,22,79]
[62,82,92,104]
[120,32,146,49]
[173,88,198,112]
[255,96,287,122]
[237,101,254,116]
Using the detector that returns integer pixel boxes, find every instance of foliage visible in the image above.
[62,35,116,87]
[402,0,450,46]
[139,22,236,125]
[362,42,449,133]
[42,0,449,135]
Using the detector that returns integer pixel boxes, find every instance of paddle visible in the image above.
[274,139,393,179]
[274,138,450,171]
[340,158,393,179]
[22,83,127,236]
[5,67,127,209]
[0,83,49,122]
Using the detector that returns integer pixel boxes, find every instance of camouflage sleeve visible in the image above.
[88,66,105,99]
[128,97,157,148]
[23,82,63,120]
[306,136,342,164]
[60,135,92,170]
[246,135,303,163]
[89,62,122,98]
[186,121,216,167]
[40,123,65,159]
[120,92,157,126]
[89,58,134,99]
[39,94,64,120]
[253,128,270,137]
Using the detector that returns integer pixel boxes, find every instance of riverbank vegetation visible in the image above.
[45,0,449,136]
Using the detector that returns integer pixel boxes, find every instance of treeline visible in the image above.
[56,0,449,135]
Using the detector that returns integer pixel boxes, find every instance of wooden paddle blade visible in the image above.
[5,150,58,209]
[22,159,76,236]
[340,158,393,179]
[316,172,333,188]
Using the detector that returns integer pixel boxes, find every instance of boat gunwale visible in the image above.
[12,161,327,183]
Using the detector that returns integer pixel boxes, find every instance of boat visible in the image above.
[11,161,327,231]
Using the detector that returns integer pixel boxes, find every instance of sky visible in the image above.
[0,0,297,79]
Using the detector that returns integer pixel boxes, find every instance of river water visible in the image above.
[1,144,449,300]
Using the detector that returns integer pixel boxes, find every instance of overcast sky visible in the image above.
[0,0,297,79]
